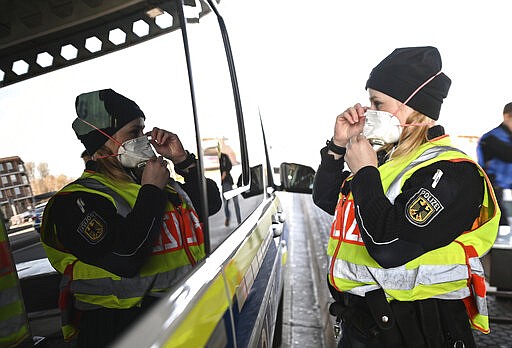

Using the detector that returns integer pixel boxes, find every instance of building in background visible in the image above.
[0,156,35,223]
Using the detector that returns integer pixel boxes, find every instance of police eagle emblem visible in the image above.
[77,211,106,244]
[405,188,444,227]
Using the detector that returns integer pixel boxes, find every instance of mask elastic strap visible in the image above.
[393,70,442,126]
[95,153,119,159]
[400,122,431,127]
[77,118,124,147]
[77,118,124,159]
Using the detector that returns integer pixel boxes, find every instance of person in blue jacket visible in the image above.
[477,102,512,233]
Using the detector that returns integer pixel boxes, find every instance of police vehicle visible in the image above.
[0,0,315,347]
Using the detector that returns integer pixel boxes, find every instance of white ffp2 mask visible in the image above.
[363,110,402,146]
[117,135,156,168]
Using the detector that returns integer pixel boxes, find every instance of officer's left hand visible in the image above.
[345,134,378,174]
[146,127,188,164]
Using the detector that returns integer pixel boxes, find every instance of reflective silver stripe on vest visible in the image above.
[152,263,194,290]
[344,284,382,297]
[347,286,472,301]
[71,265,194,310]
[469,256,485,276]
[0,313,26,337]
[330,257,469,291]
[74,178,132,217]
[386,146,464,203]
[468,256,489,316]
[432,287,471,300]
[0,286,21,307]
[475,294,489,316]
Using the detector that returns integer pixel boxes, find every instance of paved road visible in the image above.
[279,192,512,348]
[278,192,336,348]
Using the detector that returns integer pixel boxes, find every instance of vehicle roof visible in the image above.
[0,0,216,88]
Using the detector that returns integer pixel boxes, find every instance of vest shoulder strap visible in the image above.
[73,178,132,218]
[386,145,467,203]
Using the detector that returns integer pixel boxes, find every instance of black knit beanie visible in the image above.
[72,89,145,155]
[365,46,451,120]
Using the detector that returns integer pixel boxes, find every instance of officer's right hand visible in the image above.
[141,156,170,189]
[333,103,368,147]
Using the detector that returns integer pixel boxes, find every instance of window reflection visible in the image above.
[186,1,270,251]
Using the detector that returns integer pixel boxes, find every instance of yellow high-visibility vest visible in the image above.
[327,135,499,333]
[0,213,31,347]
[41,171,205,340]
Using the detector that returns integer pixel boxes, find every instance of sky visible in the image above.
[1,0,511,178]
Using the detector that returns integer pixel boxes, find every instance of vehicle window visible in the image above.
[186,3,244,250]
[236,94,267,202]
[1,1,199,270]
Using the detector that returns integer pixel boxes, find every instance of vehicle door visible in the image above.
[113,0,288,346]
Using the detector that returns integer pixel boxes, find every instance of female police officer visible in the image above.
[41,89,221,347]
[313,47,499,347]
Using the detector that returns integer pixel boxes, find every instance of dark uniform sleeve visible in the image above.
[50,184,167,277]
[351,160,483,268]
[180,166,222,217]
[312,146,351,215]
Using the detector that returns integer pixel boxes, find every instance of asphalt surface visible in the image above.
[279,193,512,348]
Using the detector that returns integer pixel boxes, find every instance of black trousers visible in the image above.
[76,297,158,348]
[333,292,476,348]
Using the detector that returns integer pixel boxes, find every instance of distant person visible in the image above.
[220,152,241,226]
[477,102,512,234]
[40,89,221,347]
[313,46,499,347]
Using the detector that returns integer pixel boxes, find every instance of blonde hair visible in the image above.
[381,112,433,160]
[93,145,133,184]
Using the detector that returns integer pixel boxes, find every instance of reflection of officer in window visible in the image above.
[41,89,222,347]
[220,152,241,226]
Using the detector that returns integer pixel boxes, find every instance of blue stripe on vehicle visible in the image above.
[233,238,279,347]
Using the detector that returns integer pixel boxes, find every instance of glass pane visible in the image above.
[186,3,245,251]
[0,0,201,306]
[237,97,266,207]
